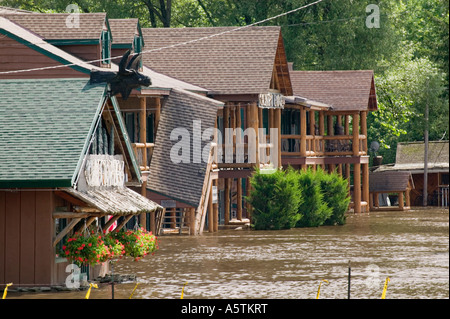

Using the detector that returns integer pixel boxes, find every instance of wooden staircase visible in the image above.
[159,207,192,235]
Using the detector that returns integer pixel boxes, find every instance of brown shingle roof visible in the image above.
[1,13,107,40]
[369,171,414,192]
[141,26,290,96]
[109,18,140,44]
[289,70,378,111]
[147,89,223,206]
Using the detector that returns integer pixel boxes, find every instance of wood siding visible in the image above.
[0,190,55,287]
[0,35,88,79]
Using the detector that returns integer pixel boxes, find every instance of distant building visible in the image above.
[375,141,449,206]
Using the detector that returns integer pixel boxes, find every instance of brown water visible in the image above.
[9,208,449,299]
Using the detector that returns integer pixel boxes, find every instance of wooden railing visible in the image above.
[281,135,367,157]
[132,142,154,171]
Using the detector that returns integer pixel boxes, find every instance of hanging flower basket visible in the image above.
[62,227,159,266]
[62,231,110,266]
[108,227,158,261]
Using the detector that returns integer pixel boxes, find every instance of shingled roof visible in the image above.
[369,171,414,193]
[377,141,449,173]
[147,89,223,207]
[109,18,142,46]
[289,70,378,111]
[141,26,292,96]
[1,13,108,41]
[0,78,106,187]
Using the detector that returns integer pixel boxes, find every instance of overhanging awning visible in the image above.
[63,186,162,216]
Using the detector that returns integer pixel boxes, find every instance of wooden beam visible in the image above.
[115,215,133,232]
[54,191,86,207]
[104,215,120,234]
[208,183,214,233]
[352,113,360,156]
[53,218,81,247]
[300,106,307,157]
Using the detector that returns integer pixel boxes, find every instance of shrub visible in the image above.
[294,168,332,228]
[247,168,303,230]
[317,168,350,225]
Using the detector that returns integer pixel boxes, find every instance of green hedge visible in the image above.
[247,166,350,230]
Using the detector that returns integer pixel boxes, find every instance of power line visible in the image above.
[0,0,325,75]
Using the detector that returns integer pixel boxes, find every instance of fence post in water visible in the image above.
[348,261,351,299]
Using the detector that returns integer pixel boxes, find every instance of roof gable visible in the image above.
[141,26,290,96]
[289,70,378,111]
[109,18,143,47]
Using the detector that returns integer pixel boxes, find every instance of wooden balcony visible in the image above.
[132,142,154,171]
[281,134,367,157]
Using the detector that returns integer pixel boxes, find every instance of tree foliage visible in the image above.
[3,0,448,160]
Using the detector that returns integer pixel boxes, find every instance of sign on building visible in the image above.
[258,92,285,109]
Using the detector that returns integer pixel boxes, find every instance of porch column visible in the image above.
[353,112,361,213]
[139,97,147,228]
[275,108,281,169]
[362,163,369,212]
[224,178,230,225]
[300,106,307,157]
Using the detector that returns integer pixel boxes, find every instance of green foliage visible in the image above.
[316,168,350,226]
[247,168,303,230]
[247,167,350,230]
[294,168,332,228]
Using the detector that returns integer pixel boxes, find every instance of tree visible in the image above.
[247,168,303,230]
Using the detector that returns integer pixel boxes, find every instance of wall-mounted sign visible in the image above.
[212,186,218,204]
[258,92,285,109]
[161,200,177,208]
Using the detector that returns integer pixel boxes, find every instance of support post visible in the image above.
[224,178,230,225]
[237,178,242,221]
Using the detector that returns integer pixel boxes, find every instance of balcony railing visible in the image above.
[281,134,367,157]
[132,142,154,171]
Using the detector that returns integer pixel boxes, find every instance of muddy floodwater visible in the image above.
[9,208,449,299]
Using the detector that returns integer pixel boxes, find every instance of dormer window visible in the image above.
[101,30,111,67]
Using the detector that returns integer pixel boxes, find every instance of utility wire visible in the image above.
[0,0,325,75]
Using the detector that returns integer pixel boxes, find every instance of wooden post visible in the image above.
[300,106,307,157]
[208,183,214,233]
[362,163,369,212]
[406,188,411,208]
[138,97,147,230]
[354,163,361,213]
[352,112,360,156]
[155,97,161,136]
[141,179,147,230]
[319,111,325,155]
[246,178,252,221]
[249,102,260,168]
[398,192,404,210]
[224,178,230,225]
[213,182,219,232]
[140,97,147,169]
[275,108,281,169]
[361,111,367,154]
[353,113,361,213]
[189,207,196,235]
[237,178,242,221]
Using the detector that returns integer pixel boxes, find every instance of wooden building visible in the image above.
[375,141,449,207]
[0,75,162,287]
[288,69,378,213]
[0,14,222,286]
[369,171,414,211]
[141,26,293,232]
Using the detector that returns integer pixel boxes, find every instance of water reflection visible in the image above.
[9,208,449,299]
